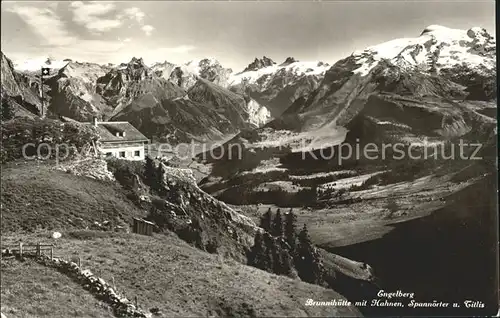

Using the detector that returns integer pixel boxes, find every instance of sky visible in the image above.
[0,0,495,71]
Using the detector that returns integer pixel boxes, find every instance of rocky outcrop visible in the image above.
[45,61,112,121]
[109,158,258,262]
[169,58,233,90]
[229,58,330,117]
[1,51,42,118]
[242,56,276,72]
[150,60,176,80]
[279,57,298,66]
[57,158,115,182]
[187,78,251,129]
[96,57,185,117]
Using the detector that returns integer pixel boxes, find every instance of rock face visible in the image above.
[168,58,233,89]
[242,56,276,72]
[96,57,185,118]
[109,158,258,262]
[279,57,298,66]
[111,93,235,144]
[229,57,330,117]
[245,97,272,127]
[1,51,42,118]
[111,75,272,144]
[187,78,268,129]
[57,158,115,182]
[150,60,176,80]
[46,61,112,121]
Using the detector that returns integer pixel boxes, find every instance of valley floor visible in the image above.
[234,172,474,249]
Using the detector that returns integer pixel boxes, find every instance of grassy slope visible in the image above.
[1,162,146,233]
[2,231,361,317]
[1,162,361,317]
[1,258,115,318]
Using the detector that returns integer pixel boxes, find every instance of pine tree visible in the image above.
[259,208,272,232]
[155,163,164,194]
[281,249,294,277]
[0,98,15,121]
[284,208,297,251]
[262,232,274,272]
[271,208,283,237]
[270,239,282,275]
[144,156,156,188]
[296,224,324,284]
[248,231,266,270]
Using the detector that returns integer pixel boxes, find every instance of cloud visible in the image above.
[160,45,196,54]
[7,6,76,46]
[7,5,125,62]
[123,38,132,42]
[70,1,122,32]
[141,25,155,36]
[121,7,145,23]
[139,46,197,65]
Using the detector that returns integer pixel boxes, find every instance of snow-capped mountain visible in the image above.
[350,25,495,76]
[300,25,496,126]
[241,56,276,72]
[167,58,233,90]
[13,56,70,74]
[150,60,177,80]
[229,57,330,117]
[199,25,497,205]
[229,57,329,87]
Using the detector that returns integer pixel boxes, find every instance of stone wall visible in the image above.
[1,250,151,318]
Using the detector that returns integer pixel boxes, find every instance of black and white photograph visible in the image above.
[0,0,498,317]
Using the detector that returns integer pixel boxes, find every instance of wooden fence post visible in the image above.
[36,242,41,257]
[19,242,23,259]
[78,257,81,268]
[135,296,138,309]
[50,247,53,260]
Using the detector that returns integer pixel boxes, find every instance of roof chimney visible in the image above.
[93,116,98,127]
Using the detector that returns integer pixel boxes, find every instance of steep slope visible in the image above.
[1,52,43,118]
[168,58,233,90]
[45,61,113,121]
[111,93,236,144]
[187,78,271,128]
[96,57,186,118]
[150,60,176,80]
[112,73,271,143]
[229,57,330,117]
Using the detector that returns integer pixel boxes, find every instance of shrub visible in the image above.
[0,117,99,164]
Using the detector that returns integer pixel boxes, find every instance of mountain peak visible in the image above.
[129,57,145,65]
[420,24,451,35]
[279,57,298,66]
[243,56,276,72]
